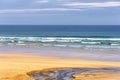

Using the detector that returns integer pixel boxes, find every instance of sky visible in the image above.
[0,0,120,25]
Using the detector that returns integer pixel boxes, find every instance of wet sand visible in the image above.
[0,53,120,80]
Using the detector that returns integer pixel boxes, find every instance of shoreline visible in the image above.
[0,45,120,80]
[1,45,120,62]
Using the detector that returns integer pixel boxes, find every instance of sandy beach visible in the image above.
[0,0,120,79]
[0,52,120,80]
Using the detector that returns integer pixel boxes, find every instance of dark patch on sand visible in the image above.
[27,68,120,80]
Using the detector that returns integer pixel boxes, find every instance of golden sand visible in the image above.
[0,53,120,80]
[73,71,120,80]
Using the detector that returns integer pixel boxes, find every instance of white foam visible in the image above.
[81,42,101,44]
[0,36,120,48]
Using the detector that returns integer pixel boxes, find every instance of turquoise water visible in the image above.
[0,32,120,49]
[0,25,120,49]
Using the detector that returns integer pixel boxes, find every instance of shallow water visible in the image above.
[0,46,120,62]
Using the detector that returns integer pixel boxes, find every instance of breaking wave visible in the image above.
[0,36,120,49]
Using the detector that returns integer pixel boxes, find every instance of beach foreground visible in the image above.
[0,53,120,80]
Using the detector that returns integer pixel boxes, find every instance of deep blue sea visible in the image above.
[0,25,120,49]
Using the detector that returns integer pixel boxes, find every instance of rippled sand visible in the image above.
[0,53,120,80]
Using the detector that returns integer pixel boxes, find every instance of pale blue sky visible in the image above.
[0,0,120,25]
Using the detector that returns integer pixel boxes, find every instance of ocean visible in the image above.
[0,25,120,61]
[0,25,120,49]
